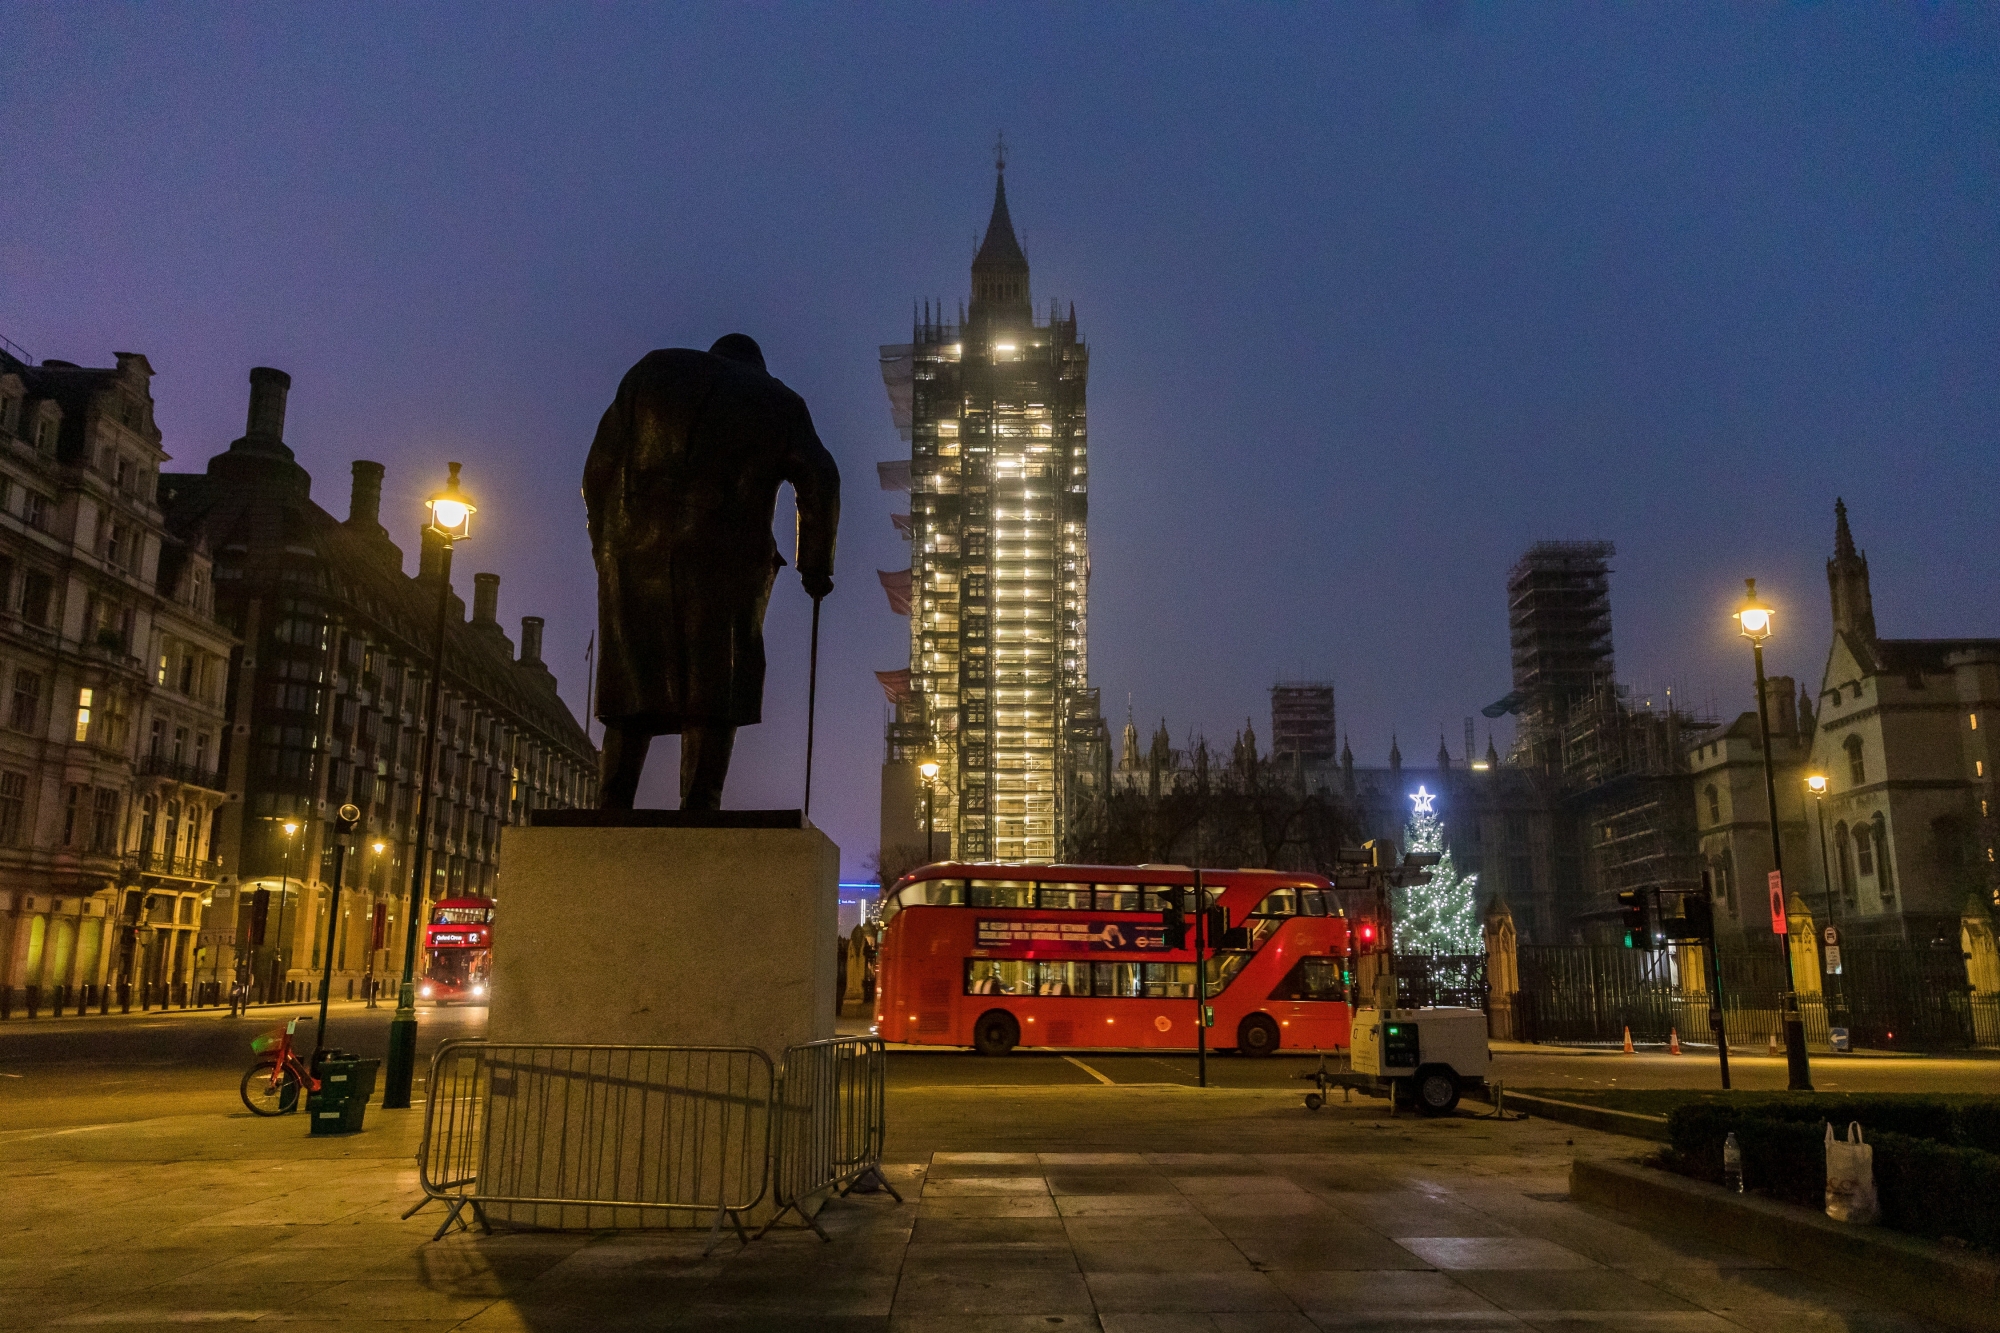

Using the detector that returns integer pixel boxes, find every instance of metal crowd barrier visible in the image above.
[408,1040,775,1248]
[762,1036,899,1239]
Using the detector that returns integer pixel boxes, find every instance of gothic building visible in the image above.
[877,156,1107,869]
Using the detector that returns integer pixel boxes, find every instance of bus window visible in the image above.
[1203,952,1251,993]
[1093,962,1140,997]
[1251,888,1299,917]
[1094,885,1142,912]
[1141,963,1196,999]
[970,879,1034,908]
[1036,961,1089,996]
[1300,891,1329,917]
[1269,956,1346,1001]
[965,958,1091,996]
[1038,882,1092,910]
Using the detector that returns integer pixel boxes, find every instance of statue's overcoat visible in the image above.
[584,348,839,733]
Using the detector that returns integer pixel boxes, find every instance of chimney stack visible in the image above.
[246,367,291,443]
[418,528,444,581]
[520,616,545,666]
[473,573,500,625]
[349,460,384,529]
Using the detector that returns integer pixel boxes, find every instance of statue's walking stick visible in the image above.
[804,595,822,819]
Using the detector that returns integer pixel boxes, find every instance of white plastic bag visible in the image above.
[1825,1120,1880,1225]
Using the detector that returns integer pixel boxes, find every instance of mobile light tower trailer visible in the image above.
[1339,837,1492,1116]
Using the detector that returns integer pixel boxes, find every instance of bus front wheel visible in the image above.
[973,1009,1020,1056]
[1236,1013,1280,1056]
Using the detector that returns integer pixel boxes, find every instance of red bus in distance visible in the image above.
[873,863,1353,1055]
[419,896,493,1005]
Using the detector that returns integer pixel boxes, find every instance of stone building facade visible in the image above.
[1687,501,2000,953]
[159,367,597,1002]
[0,347,237,1012]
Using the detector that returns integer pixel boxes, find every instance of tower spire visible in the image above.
[1827,497,1877,642]
[970,140,1030,327]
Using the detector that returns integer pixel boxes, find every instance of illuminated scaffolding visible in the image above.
[879,158,1103,863]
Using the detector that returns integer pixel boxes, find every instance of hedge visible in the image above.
[1665,1098,2000,1252]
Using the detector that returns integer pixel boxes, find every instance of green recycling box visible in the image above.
[307,1054,381,1136]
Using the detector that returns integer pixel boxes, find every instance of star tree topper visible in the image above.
[1409,785,1437,815]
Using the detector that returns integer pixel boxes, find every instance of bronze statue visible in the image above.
[584,334,839,809]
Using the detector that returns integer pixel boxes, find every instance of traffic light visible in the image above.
[1681,891,1713,940]
[1356,918,1379,952]
[1616,890,1649,949]
[247,888,271,948]
[1160,888,1188,950]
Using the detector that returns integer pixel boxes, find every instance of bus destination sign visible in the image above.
[975,919,1169,952]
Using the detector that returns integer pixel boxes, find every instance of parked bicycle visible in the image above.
[240,1017,320,1116]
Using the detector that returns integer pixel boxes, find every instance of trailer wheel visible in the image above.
[1304,1092,1324,1111]
[1237,1013,1280,1056]
[1413,1065,1460,1116]
[972,1009,1020,1056]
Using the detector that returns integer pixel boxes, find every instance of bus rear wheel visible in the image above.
[973,1009,1020,1056]
[1236,1013,1280,1056]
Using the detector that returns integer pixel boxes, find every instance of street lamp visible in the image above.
[383,463,475,1110]
[1736,578,1812,1090]
[918,760,940,862]
[363,840,388,1008]
[1805,773,1848,1036]
[270,819,299,1003]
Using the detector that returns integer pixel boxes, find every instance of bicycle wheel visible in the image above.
[241,1059,301,1116]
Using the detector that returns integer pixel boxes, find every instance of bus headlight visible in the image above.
[419,985,433,998]
[472,985,486,997]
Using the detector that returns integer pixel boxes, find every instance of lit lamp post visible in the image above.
[270,819,299,1003]
[363,840,386,1008]
[918,760,940,862]
[1736,579,1812,1091]
[1805,774,1848,1036]
[383,463,474,1110]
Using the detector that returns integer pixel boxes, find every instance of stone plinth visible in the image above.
[479,819,838,1228]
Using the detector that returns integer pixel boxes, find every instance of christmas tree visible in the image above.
[1393,787,1482,954]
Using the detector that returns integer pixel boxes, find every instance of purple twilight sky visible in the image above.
[3,4,1996,876]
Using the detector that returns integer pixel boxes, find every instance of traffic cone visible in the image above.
[1622,1026,1634,1054]
[1768,1031,1779,1056]
[1669,1028,1681,1055]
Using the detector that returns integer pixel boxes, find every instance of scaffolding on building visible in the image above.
[1507,541,1616,770]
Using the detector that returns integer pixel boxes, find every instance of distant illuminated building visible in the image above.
[876,150,1105,869]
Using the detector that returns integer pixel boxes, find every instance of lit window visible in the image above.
[1974,713,1981,730]
[74,687,93,742]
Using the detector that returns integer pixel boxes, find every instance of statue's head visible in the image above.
[709,333,767,372]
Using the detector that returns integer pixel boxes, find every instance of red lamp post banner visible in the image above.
[1768,871,1788,934]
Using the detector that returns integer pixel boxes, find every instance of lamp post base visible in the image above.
[382,1007,418,1108]
[1782,1014,1813,1092]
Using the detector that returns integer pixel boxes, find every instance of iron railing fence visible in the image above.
[1512,942,1985,1051]
[763,1036,897,1237]
[409,1040,774,1246]
[1394,954,1488,1011]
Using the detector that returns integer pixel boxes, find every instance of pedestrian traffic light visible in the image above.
[1356,918,1379,951]
[1616,890,1648,949]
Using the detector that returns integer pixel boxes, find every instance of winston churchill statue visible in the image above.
[583,334,840,810]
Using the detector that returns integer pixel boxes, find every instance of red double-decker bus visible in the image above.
[873,864,1353,1055]
[419,896,493,1006]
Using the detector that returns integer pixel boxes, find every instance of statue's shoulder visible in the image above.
[622,347,719,389]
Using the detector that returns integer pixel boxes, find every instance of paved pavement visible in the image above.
[2,1029,1955,1331]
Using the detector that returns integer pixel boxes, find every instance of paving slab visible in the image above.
[0,1069,1952,1333]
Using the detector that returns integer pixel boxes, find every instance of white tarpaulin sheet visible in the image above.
[879,344,914,441]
